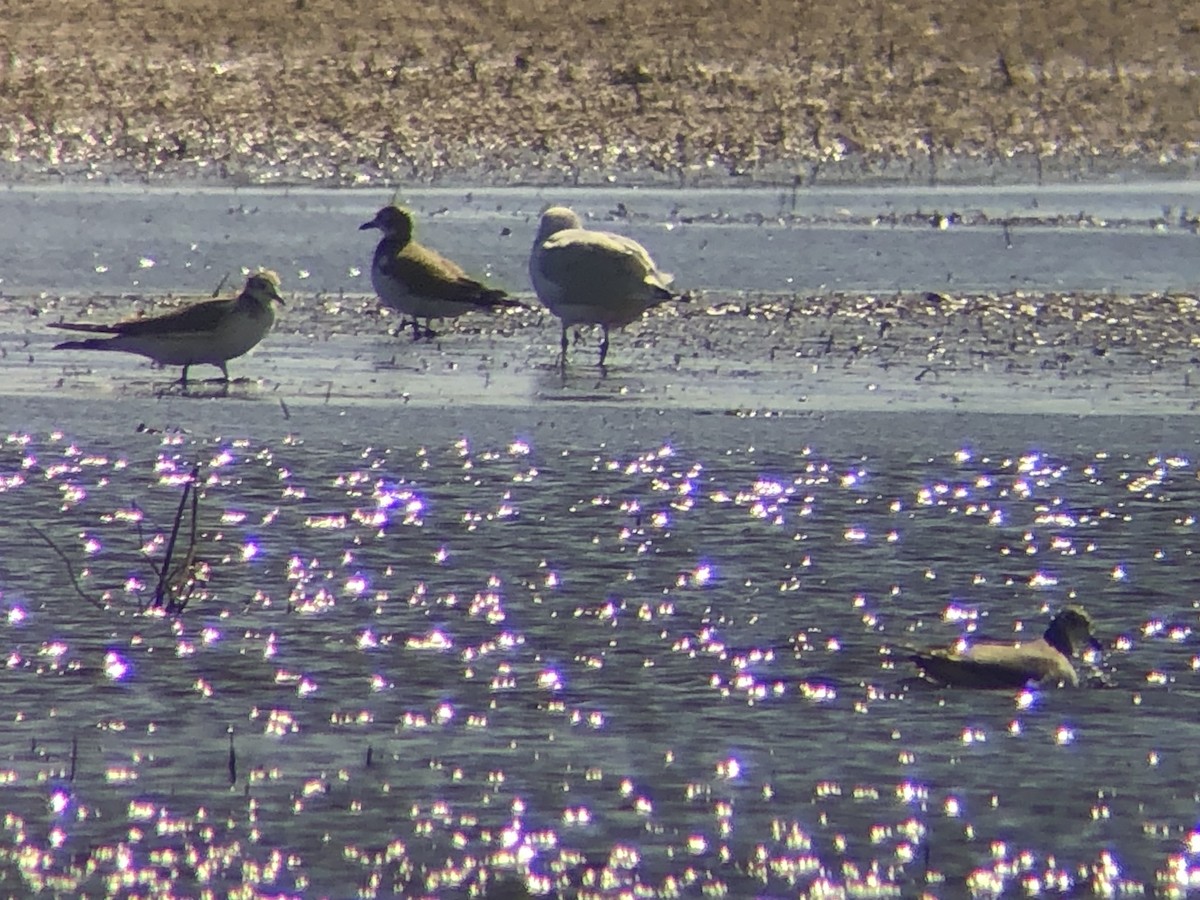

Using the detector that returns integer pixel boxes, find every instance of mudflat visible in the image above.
[3,0,1198,184]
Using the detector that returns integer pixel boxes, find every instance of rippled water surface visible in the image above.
[2,400,1199,898]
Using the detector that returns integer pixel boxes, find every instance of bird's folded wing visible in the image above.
[382,243,467,283]
[537,230,656,287]
[381,245,504,304]
[51,298,233,336]
[606,233,675,288]
[911,650,1039,689]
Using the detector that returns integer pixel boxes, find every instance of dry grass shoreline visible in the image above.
[3,0,1198,185]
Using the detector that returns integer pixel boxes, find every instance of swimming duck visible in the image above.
[905,606,1102,688]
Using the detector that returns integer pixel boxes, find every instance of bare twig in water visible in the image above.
[29,524,107,610]
[228,728,237,785]
[131,500,164,589]
[40,465,209,615]
[153,463,204,613]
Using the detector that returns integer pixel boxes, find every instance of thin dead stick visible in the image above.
[131,500,165,587]
[167,470,202,612]
[154,464,200,608]
[29,525,107,610]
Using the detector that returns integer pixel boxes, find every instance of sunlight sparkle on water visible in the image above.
[406,630,453,651]
[942,604,978,624]
[104,652,129,681]
[49,791,69,815]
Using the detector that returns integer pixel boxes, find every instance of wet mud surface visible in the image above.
[4,184,1200,418]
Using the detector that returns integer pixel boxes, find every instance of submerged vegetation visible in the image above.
[31,461,209,614]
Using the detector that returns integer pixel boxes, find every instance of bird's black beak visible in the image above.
[359,220,378,231]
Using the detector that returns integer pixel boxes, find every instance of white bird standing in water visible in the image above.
[49,271,284,388]
[529,206,679,368]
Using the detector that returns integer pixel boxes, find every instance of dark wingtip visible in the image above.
[479,289,519,309]
[52,338,105,351]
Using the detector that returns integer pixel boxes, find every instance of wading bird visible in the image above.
[50,271,284,388]
[360,205,514,339]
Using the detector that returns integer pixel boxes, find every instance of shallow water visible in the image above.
[4,182,1200,296]
[3,182,1200,897]
[2,400,1199,898]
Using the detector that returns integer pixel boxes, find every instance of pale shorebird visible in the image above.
[529,206,679,368]
[360,205,514,339]
[49,271,284,388]
[904,606,1103,689]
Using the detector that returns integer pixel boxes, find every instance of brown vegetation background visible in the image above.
[2,0,1198,183]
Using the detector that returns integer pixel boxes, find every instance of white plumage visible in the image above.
[529,206,678,367]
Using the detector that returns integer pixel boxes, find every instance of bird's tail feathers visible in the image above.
[481,289,521,309]
[648,284,684,304]
[48,321,118,335]
[53,337,115,352]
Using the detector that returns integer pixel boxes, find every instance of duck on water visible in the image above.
[901,606,1104,689]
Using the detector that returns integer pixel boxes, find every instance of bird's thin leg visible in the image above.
[558,324,569,370]
[598,326,610,367]
[423,319,437,339]
[218,362,230,382]
[409,318,422,341]
[179,365,190,389]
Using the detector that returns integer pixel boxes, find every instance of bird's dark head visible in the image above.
[1044,605,1097,657]
[360,205,415,245]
